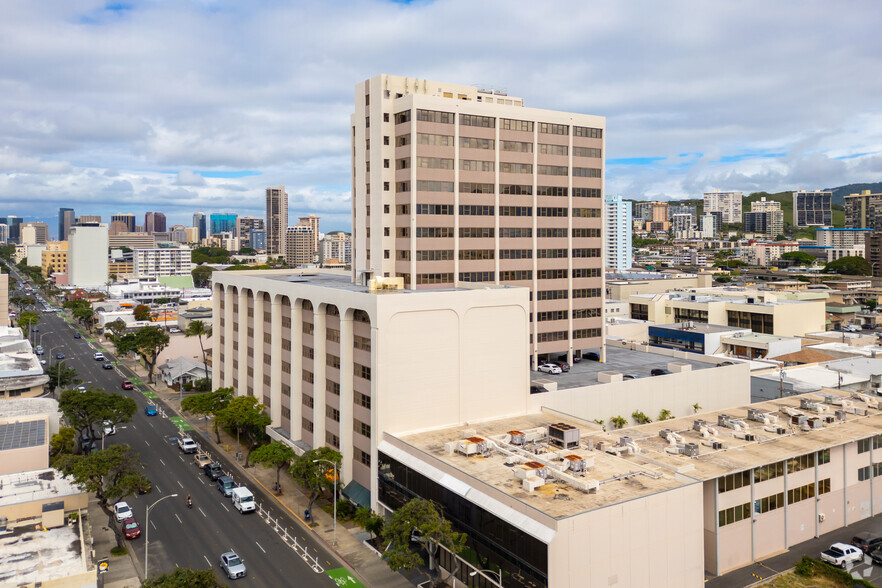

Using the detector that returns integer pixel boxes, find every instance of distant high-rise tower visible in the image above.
[793,190,832,227]
[237,216,265,249]
[352,74,605,366]
[297,215,320,259]
[58,208,75,241]
[111,213,136,233]
[21,222,49,245]
[285,225,314,267]
[604,195,632,272]
[210,213,237,236]
[193,212,207,241]
[144,212,167,234]
[703,191,743,223]
[265,186,288,256]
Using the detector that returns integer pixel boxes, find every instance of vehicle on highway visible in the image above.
[103,361,113,370]
[178,436,198,453]
[56,353,64,359]
[820,542,862,568]
[538,363,562,375]
[122,380,134,390]
[144,404,157,416]
[35,346,43,355]
[93,352,104,361]
[40,359,46,365]
[220,551,246,579]
[231,487,256,513]
[77,385,86,392]
[204,463,224,480]
[73,333,81,339]
[113,502,133,522]
[217,475,235,496]
[852,531,882,553]
[122,517,141,539]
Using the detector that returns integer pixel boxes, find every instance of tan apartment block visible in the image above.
[351,75,604,367]
[109,232,156,250]
[211,269,530,499]
[40,241,68,278]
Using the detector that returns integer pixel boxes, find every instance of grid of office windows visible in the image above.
[754,492,784,515]
[719,503,751,527]
[416,109,454,124]
[719,471,751,493]
[787,452,815,474]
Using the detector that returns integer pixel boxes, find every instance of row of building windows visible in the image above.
[857,435,882,453]
[789,479,831,503]
[857,463,882,481]
[535,288,603,300]
[719,503,751,527]
[535,328,602,343]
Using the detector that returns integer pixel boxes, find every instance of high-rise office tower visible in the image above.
[237,216,265,249]
[144,212,167,234]
[604,195,632,272]
[3,216,23,244]
[58,208,75,241]
[111,213,136,233]
[68,223,109,287]
[193,212,208,241]
[21,222,49,245]
[285,225,314,267]
[297,215,320,259]
[210,213,237,236]
[265,186,288,256]
[352,74,604,365]
[793,190,832,227]
[703,191,743,223]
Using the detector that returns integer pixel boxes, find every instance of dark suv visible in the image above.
[852,531,882,553]
[204,463,224,480]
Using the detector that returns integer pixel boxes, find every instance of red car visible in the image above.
[121,380,134,390]
[122,517,141,539]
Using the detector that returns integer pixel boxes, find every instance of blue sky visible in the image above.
[2,0,882,233]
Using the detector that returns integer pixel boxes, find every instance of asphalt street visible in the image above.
[30,301,344,587]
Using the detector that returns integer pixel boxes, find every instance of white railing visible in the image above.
[256,502,324,573]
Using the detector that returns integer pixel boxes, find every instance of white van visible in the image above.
[231,487,256,513]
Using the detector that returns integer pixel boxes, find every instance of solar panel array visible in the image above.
[0,420,46,451]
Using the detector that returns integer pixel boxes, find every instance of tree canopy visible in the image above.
[823,255,873,276]
[133,304,152,321]
[53,443,151,507]
[192,247,231,265]
[250,441,296,485]
[58,388,137,452]
[780,251,818,266]
[185,320,212,387]
[16,310,40,336]
[47,362,81,392]
[289,447,342,511]
[116,326,169,378]
[143,567,224,588]
[191,265,214,288]
[215,395,271,463]
[181,386,232,443]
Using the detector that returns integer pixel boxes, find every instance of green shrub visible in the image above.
[794,556,813,577]
[110,546,127,556]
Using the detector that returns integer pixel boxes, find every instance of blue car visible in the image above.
[144,405,158,416]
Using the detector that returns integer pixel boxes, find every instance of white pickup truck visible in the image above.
[177,436,198,454]
[820,542,863,568]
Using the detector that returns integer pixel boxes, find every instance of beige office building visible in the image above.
[285,225,315,268]
[297,214,321,258]
[266,186,288,256]
[20,223,49,246]
[351,75,604,366]
[109,232,157,250]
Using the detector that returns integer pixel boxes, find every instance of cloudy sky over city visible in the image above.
[2,0,881,232]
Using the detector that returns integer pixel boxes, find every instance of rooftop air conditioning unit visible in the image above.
[508,430,526,446]
[684,443,699,457]
[548,423,580,450]
[693,419,707,432]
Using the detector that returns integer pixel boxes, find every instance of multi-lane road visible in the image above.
[22,283,347,586]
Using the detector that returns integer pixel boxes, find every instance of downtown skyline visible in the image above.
[1,1,882,230]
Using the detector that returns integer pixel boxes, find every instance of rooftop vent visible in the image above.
[684,443,699,457]
[508,430,526,446]
[563,454,589,473]
[548,423,580,450]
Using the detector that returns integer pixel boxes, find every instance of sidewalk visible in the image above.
[103,343,414,588]
[87,497,141,588]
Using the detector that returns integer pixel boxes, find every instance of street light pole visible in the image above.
[313,459,338,546]
[470,568,503,587]
[145,493,178,580]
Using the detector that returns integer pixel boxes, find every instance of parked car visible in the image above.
[194,452,213,468]
[168,327,181,333]
[103,361,113,370]
[220,551,247,579]
[113,502,133,522]
[177,436,198,453]
[650,368,672,377]
[622,374,640,380]
[56,353,64,360]
[538,363,562,375]
[144,404,157,416]
[217,475,235,496]
[852,531,882,553]
[553,361,570,372]
[103,420,116,436]
[73,333,81,339]
[204,463,224,480]
[93,352,104,361]
[122,517,141,539]
[820,542,863,568]
[122,380,134,390]
[584,352,600,361]
[35,346,43,355]
[529,384,545,394]
[870,545,882,566]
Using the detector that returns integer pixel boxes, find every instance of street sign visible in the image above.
[98,557,109,574]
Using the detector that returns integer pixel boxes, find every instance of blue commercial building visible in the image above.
[249,229,266,250]
[210,213,237,236]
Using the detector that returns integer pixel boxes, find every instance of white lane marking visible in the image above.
[255,541,266,554]
[151,520,157,530]
[176,480,183,489]
[220,503,229,512]
[203,555,212,567]
[158,458,164,466]
[198,507,207,518]
[154,484,161,494]
[174,513,182,524]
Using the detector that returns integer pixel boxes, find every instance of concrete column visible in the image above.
[223,286,235,389]
[339,315,355,483]
[369,324,379,511]
[270,297,283,426]
[211,286,222,386]
[236,288,248,395]
[253,293,265,398]
[313,306,327,450]
[290,301,304,439]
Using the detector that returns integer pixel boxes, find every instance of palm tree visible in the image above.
[185,320,212,387]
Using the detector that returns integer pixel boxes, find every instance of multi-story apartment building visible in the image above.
[249,229,266,251]
[320,231,352,265]
[700,213,716,238]
[793,190,832,227]
[603,194,631,271]
[815,227,873,248]
[285,225,314,267]
[265,187,288,257]
[297,215,321,258]
[40,242,67,278]
[633,201,653,221]
[144,212,167,234]
[746,241,799,267]
[743,197,784,237]
[237,216,265,249]
[351,74,604,365]
[68,223,109,287]
[193,212,208,242]
[109,232,156,250]
[669,203,697,218]
[670,212,694,233]
[58,208,75,242]
[844,190,882,229]
[704,191,742,223]
[866,232,882,277]
[210,213,237,237]
[133,248,193,278]
[750,196,780,213]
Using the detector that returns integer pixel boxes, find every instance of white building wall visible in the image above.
[604,194,632,272]
[68,224,109,288]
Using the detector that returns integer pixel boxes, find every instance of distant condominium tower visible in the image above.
[703,191,743,223]
[58,208,75,241]
[111,213,136,233]
[237,216,265,249]
[844,190,882,229]
[352,74,604,365]
[265,186,288,256]
[297,215,320,258]
[792,190,832,227]
[193,212,207,241]
[604,195,632,271]
[144,212,167,234]
[210,213,237,236]
[285,225,314,267]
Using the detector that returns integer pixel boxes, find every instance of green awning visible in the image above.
[342,480,371,508]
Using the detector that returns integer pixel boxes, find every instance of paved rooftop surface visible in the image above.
[0,522,84,585]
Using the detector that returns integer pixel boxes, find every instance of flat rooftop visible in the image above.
[394,389,882,520]
[650,322,743,335]
[0,522,84,585]
[536,346,715,390]
[0,469,85,509]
